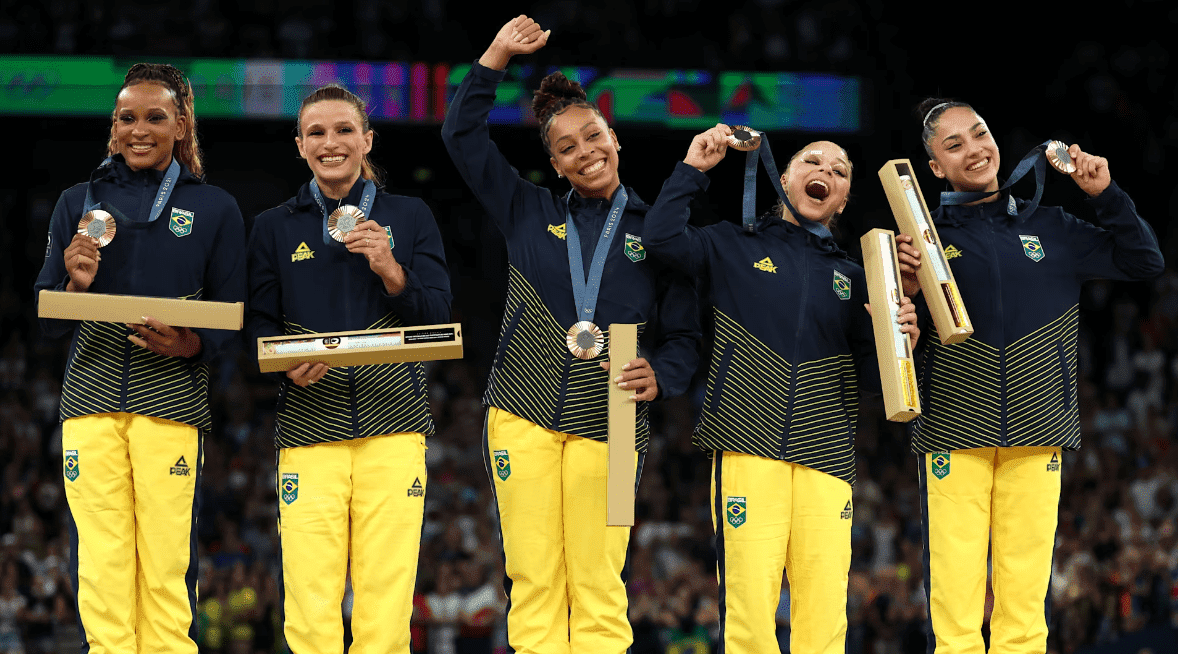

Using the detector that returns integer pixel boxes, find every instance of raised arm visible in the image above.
[440,15,551,239]
[643,125,734,275]
[1063,148,1163,281]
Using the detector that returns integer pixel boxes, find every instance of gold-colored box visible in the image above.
[860,229,921,422]
[256,324,463,373]
[878,159,973,344]
[37,290,242,330]
[607,323,637,527]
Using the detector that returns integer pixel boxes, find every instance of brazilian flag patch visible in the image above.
[280,472,299,505]
[931,452,950,479]
[1019,234,1044,262]
[726,496,747,528]
[64,450,79,482]
[833,270,852,300]
[170,208,194,237]
[624,233,646,262]
[494,450,511,481]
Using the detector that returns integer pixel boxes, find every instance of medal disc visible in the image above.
[726,126,762,152]
[327,205,366,242]
[1045,140,1076,174]
[77,210,116,247]
[566,321,605,360]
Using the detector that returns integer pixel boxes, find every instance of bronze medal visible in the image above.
[726,126,762,152]
[327,205,365,242]
[78,210,116,247]
[566,321,604,360]
[1045,140,1076,174]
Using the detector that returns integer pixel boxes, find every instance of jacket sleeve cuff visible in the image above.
[471,61,507,83]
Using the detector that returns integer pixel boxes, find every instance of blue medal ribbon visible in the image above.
[939,140,1054,220]
[565,185,629,326]
[311,178,377,245]
[82,156,181,221]
[741,133,834,241]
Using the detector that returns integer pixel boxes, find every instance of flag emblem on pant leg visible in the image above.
[931,452,950,479]
[170,456,191,476]
[281,473,298,504]
[841,500,853,519]
[1020,235,1045,261]
[169,208,194,237]
[726,496,747,528]
[407,477,425,497]
[64,450,79,482]
[1047,452,1060,472]
[494,450,511,481]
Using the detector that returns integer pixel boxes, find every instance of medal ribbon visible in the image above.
[565,186,629,326]
[82,156,181,221]
[311,178,377,245]
[939,140,1053,220]
[741,134,834,241]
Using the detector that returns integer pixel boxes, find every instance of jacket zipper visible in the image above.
[982,207,1009,446]
[781,243,808,460]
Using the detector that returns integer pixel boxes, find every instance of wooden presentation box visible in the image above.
[878,159,973,345]
[38,290,243,330]
[860,229,921,422]
[256,324,463,372]
[607,323,638,527]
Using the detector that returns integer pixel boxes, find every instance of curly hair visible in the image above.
[107,63,203,178]
[531,72,607,154]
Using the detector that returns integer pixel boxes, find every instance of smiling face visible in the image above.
[927,106,1001,194]
[296,99,373,196]
[111,83,186,172]
[546,105,621,199]
[779,140,851,225]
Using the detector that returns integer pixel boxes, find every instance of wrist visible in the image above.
[478,46,511,71]
[65,279,87,293]
[381,262,407,295]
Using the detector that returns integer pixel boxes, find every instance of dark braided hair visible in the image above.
[107,63,203,178]
[916,97,975,159]
[531,72,607,154]
[297,84,385,188]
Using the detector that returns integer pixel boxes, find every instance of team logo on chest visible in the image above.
[726,496,747,528]
[494,450,511,481]
[931,452,950,479]
[64,450,79,482]
[291,242,315,262]
[548,224,567,240]
[943,245,962,260]
[753,257,777,273]
[1019,235,1044,262]
[281,473,299,504]
[833,270,851,300]
[169,208,194,237]
[624,233,646,262]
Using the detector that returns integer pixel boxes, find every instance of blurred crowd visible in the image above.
[4,1,1178,653]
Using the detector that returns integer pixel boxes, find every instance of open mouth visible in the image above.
[320,155,346,164]
[966,158,989,172]
[129,144,154,154]
[580,160,606,176]
[804,180,829,200]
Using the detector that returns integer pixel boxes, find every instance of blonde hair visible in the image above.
[107,63,203,178]
[296,84,384,187]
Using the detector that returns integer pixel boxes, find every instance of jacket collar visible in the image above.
[96,154,197,185]
[755,213,846,257]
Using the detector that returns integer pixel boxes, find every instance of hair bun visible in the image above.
[532,72,587,123]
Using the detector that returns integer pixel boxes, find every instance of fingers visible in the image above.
[614,357,658,401]
[139,316,178,338]
[286,362,330,387]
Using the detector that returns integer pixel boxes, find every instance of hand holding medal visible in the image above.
[344,219,406,294]
[1055,142,1111,197]
[683,123,735,173]
[63,232,103,293]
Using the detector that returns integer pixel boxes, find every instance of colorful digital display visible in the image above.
[0,56,860,132]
